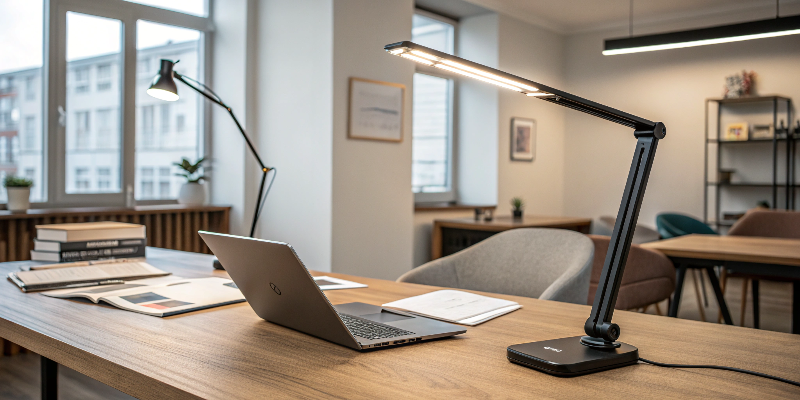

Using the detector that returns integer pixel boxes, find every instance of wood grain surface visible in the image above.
[434,215,592,232]
[642,234,800,267]
[1,248,799,399]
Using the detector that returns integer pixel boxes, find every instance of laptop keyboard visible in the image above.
[339,313,415,341]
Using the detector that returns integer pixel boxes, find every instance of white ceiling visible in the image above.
[457,0,800,34]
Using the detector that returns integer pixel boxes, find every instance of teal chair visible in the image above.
[655,213,719,323]
[655,213,717,239]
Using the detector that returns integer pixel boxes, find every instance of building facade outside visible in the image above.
[0,40,203,203]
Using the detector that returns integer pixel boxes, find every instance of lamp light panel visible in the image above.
[438,59,537,91]
[603,28,800,55]
[146,88,179,101]
[400,53,434,65]
[433,64,523,92]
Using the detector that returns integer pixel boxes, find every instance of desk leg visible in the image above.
[793,282,800,334]
[706,267,733,325]
[668,263,687,318]
[751,280,760,329]
[41,355,57,400]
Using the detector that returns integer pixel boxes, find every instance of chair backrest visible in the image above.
[587,235,675,310]
[728,209,800,239]
[397,228,594,304]
[655,213,717,238]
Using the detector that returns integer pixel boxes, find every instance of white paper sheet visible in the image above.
[382,290,521,325]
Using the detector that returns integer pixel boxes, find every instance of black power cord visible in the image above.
[639,358,800,388]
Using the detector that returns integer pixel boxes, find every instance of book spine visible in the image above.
[56,239,147,252]
[59,246,146,262]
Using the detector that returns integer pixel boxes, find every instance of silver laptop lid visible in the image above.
[199,231,360,350]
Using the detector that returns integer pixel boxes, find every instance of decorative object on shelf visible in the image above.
[756,200,770,209]
[723,122,749,141]
[718,169,735,184]
[722,212,745,221]
[793,120,800,138]
[511,197,525,220]
[175,157,207,205]
[776,119,788,139]
[483,208,493,222]
[750,123,774,140]
[723,70,756,98]
[4,175,33,212]
[348,77,405,142]
[510,118,536,161]
[474,208,484,221]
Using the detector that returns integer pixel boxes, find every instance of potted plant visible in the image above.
[511,197,524,220]
[174,157,207,205]
[4,175,33,212]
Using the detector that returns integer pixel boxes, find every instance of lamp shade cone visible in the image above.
[146,59,179,101]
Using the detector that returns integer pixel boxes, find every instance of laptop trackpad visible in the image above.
[361,311,414,323]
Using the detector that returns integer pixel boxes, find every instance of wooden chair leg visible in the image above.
[718,269,727,324]
[740,279,749,327]
[692,269,706,322]
[642,304,650,314]
[654,302,663,316]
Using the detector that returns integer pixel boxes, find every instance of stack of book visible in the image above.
[30,221,147,262]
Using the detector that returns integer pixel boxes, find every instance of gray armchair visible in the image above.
[397,228,594,304]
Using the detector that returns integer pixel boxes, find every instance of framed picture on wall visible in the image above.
[348,77,405,142]
[511,117,536,161]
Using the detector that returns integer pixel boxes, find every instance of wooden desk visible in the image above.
[642,235,800,333]
[432,215,592,259]
[1,248,800,399]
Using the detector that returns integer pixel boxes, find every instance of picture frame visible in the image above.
[750,124,774,140]
[510,117,536,161]
[348,77,405,142]
[723,122,749,141]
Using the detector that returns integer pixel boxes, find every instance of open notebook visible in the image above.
[42,276,245,317]
[382,290,521,326]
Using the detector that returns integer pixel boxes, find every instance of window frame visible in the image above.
[412,9,459,204]
[44,0,213,207]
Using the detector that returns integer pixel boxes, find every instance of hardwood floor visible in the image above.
[0,352,134,400]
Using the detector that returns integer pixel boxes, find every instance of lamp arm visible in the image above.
[173,72,269,172]
[583,123,663,344]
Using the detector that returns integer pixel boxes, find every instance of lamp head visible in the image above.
[146,59,180,101]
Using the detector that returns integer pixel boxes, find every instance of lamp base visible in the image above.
[212,257,225,270]
[507,336,638,377]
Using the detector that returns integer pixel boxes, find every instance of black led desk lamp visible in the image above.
[385,41,664,376]
[147,59,276,270]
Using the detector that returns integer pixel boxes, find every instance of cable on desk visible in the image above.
[639,358,800,388]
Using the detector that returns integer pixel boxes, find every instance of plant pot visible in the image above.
[512,210,523,220]
[6,187,31,212]
[177,182,206,205]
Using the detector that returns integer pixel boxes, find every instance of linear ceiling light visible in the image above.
[604,15,800,55]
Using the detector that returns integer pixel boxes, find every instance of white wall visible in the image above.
[331,0,415,280]
[255,0,334,272]
[496,14,566,217]
[563,28,800,228]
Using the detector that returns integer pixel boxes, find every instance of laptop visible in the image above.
[199,231,466,350]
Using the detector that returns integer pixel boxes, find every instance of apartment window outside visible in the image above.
[411,11,457,202]
[24,168,35,180]
[74,66,89,93]
[97,167,111,190]
[141,167,154,198]
[24,116,36,150]
[159,166,171,198]
[75,168,90,190]
[74,111,90,149]
[25,76,35,101]
[96,63,112,91]
[96,109,113,148]
[176,114,185,133]
[0,138,7,164]
[160,103,170,135]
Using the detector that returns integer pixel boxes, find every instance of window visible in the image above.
[176,114,185,133]
[97,167,111,190]
[1,0,210,205]
[24,116,36,150]
[25,76,35,101]
[74,111,90,149]
[74,67,90,93]
[96,63,112,91]
[160,103,170,135]
[96,109,113,148]
[0,137,7,164]
[75,168,90,190]
[411,11,457,202]
[0,0,44,203]
[135,20,204,200]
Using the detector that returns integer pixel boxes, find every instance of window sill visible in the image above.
[414,202,496,212]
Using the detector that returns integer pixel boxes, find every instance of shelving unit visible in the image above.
[704,95,796,230]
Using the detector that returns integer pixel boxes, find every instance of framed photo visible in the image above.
[510,118,536,161]
[750,124,774,140]
[723,122,749,141]
[348,77,405,142]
